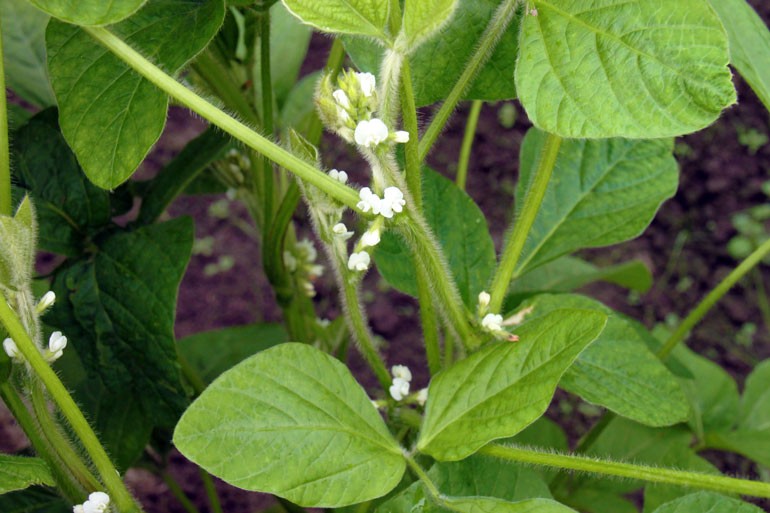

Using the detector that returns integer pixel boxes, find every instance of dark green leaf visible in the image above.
[651,492,763,513]
[417,309,606,460]
[0,456,54,494]
[402,0,458,51]
[27,0,146,26]
[440,497,576,513]
[50,218,194,428]
[375,168,496,308]
[516,129,678,275]
[177,323,287,385]
[0,488,69,513]
[46,0,225,189]
[174,343,406,507]
[344,1,523,106]
[516,0,736,138]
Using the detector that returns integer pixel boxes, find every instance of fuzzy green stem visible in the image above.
[416,261,442,374]
[199,468,224,513]
[259,8,275,229]
[163,472,202,513]
[0,300,142,513]
[456,101,483,191]
[83,27,360,211]
[0,17,11,217]
[192,51,261,126]
[306,38,346,144]
[400,58,422,210]
[488,133,561,313]
[480,443,770,499]
[418,0,519,162]
[405,453,442,500]
[657,236,770,359]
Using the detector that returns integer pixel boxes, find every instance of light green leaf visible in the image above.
[46,0,225,189]
[344,1,523,106]
[27,0,146,25]
[441,497,576,513]
[174,343,405,508]
[516,129,678,275]
[0,456,54,494]
[177,323,287,385]
[516,0,736,138]
[417,309,606,461]
[518,294,688,427]
[281,0,390,40]
[651,492,763,513]
[0,0,55,107]
[375,168,496,308]
[0,488,69,513]
[708,0,770,112]
[402,0,458,51]
[50,218,194,428]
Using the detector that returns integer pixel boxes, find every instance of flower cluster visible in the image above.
[3,331,68,364]
[356,187,405,219]
[389,365,412,401]
[73,491,110,513]
[283,239,324,297]
[477,291,520,341]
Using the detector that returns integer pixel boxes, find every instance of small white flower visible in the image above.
[301,280,316,298]
[478,291,491,308]
[391,364,412,382]
[379,187,406,218]
[3,338,19,360]
[357,187,382,214]
[389,377,410,401]
[328,168,349,184]
[75,491,110,513]
[73,506,84,513]
[283,251,298,272]
[354,119,389,148]
[416,388,428,407]
[337,107,351,123]
[481,313,504,332]
[296,239,318,262]
[361,228,381,247]
[356,72,377,97]
[393,131,410,143]
[332,223,354,240]
[348,251,371,272]
[46,331,67,362]
[37,291,56,312]
[332,89,350,108]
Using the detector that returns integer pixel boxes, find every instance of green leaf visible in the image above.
[708,0,770,113]
[402,0,458,51]
[177,323,287,385]
[417,309,606,461]
[12,109,112,256]
[174,343,406,508]
[280,71,321,131]
[281,0,390,40]
[516,0,736,138]
[0,488,69,513]
[0,0,55,107]
[26,0,146,26]
[440,497,576,513]
[0,456,54,494]
[518,294,688,427]
[344,1,523,106]
[651,492,763,513]
[564,488,637,513]
[50,218,194,428]
[46,0,225,189]
[375,168,496,308]
[515,129,678,275]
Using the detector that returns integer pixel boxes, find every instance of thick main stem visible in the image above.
[481,443,770,499]
[488,133,561,313]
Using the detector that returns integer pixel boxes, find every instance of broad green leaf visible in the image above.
[707,0,770,112]
[417,309,606,460]
[174,343,406,508]
[375,168,496,308]
[441,497,576,513]
[177,323,287,384]
[281,0,390,40]
[27,0,145,26]
[0,0,55,107]
[0,488,69,513]
[651,492,763,513]
[402,0,458,51]
[344,1,523,106]
[516,0,736,138]
[12,109,112,256]
[49,218,194,428]
[518,294,688,427]
[516,129,678,275]
[46,0,225,189]
[564,488,636,513]
[0,456,54,494]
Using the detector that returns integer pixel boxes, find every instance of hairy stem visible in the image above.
[488,133,561,313]
[0,17,10,217]
[400,58,422,210]
[191,51,261,126]
[481,443,770,499]
[418,0,520,162]
[456,101,483,191]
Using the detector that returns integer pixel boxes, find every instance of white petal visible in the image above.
[481,313,504,332]
[389,378,410,401]
[48,332,67,353]
[361,228,381,247]
[478,291,491,308]
[393,130,410,143]
[2,338,18,359]
[332,89,350,108]
[356,72,377,97]
[391,365,412,382]
[347,252,371,271]
[38,291,56,310]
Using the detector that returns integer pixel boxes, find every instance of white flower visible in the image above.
[361,228,381,247]
[46,331,67,362]
[393,131,410,143]
[391,365,412,382]
[347,251,371,272]
[332,223,354,240]
[75,491,110,513]
[356,72,377,97]
[481,313,504,332]
[389,377,410,401]
[416,388,428,407]
[328,168,348,184]
[296,239,318,262]
[478,291,491,308]
[354,118,389,148]
[357,187,382,214]
[73,506,84,513]
[332,89,350,108]
[37,291,56,312]
[3,338,19,360]
[379,187,406,218]
[283,251,298,272]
